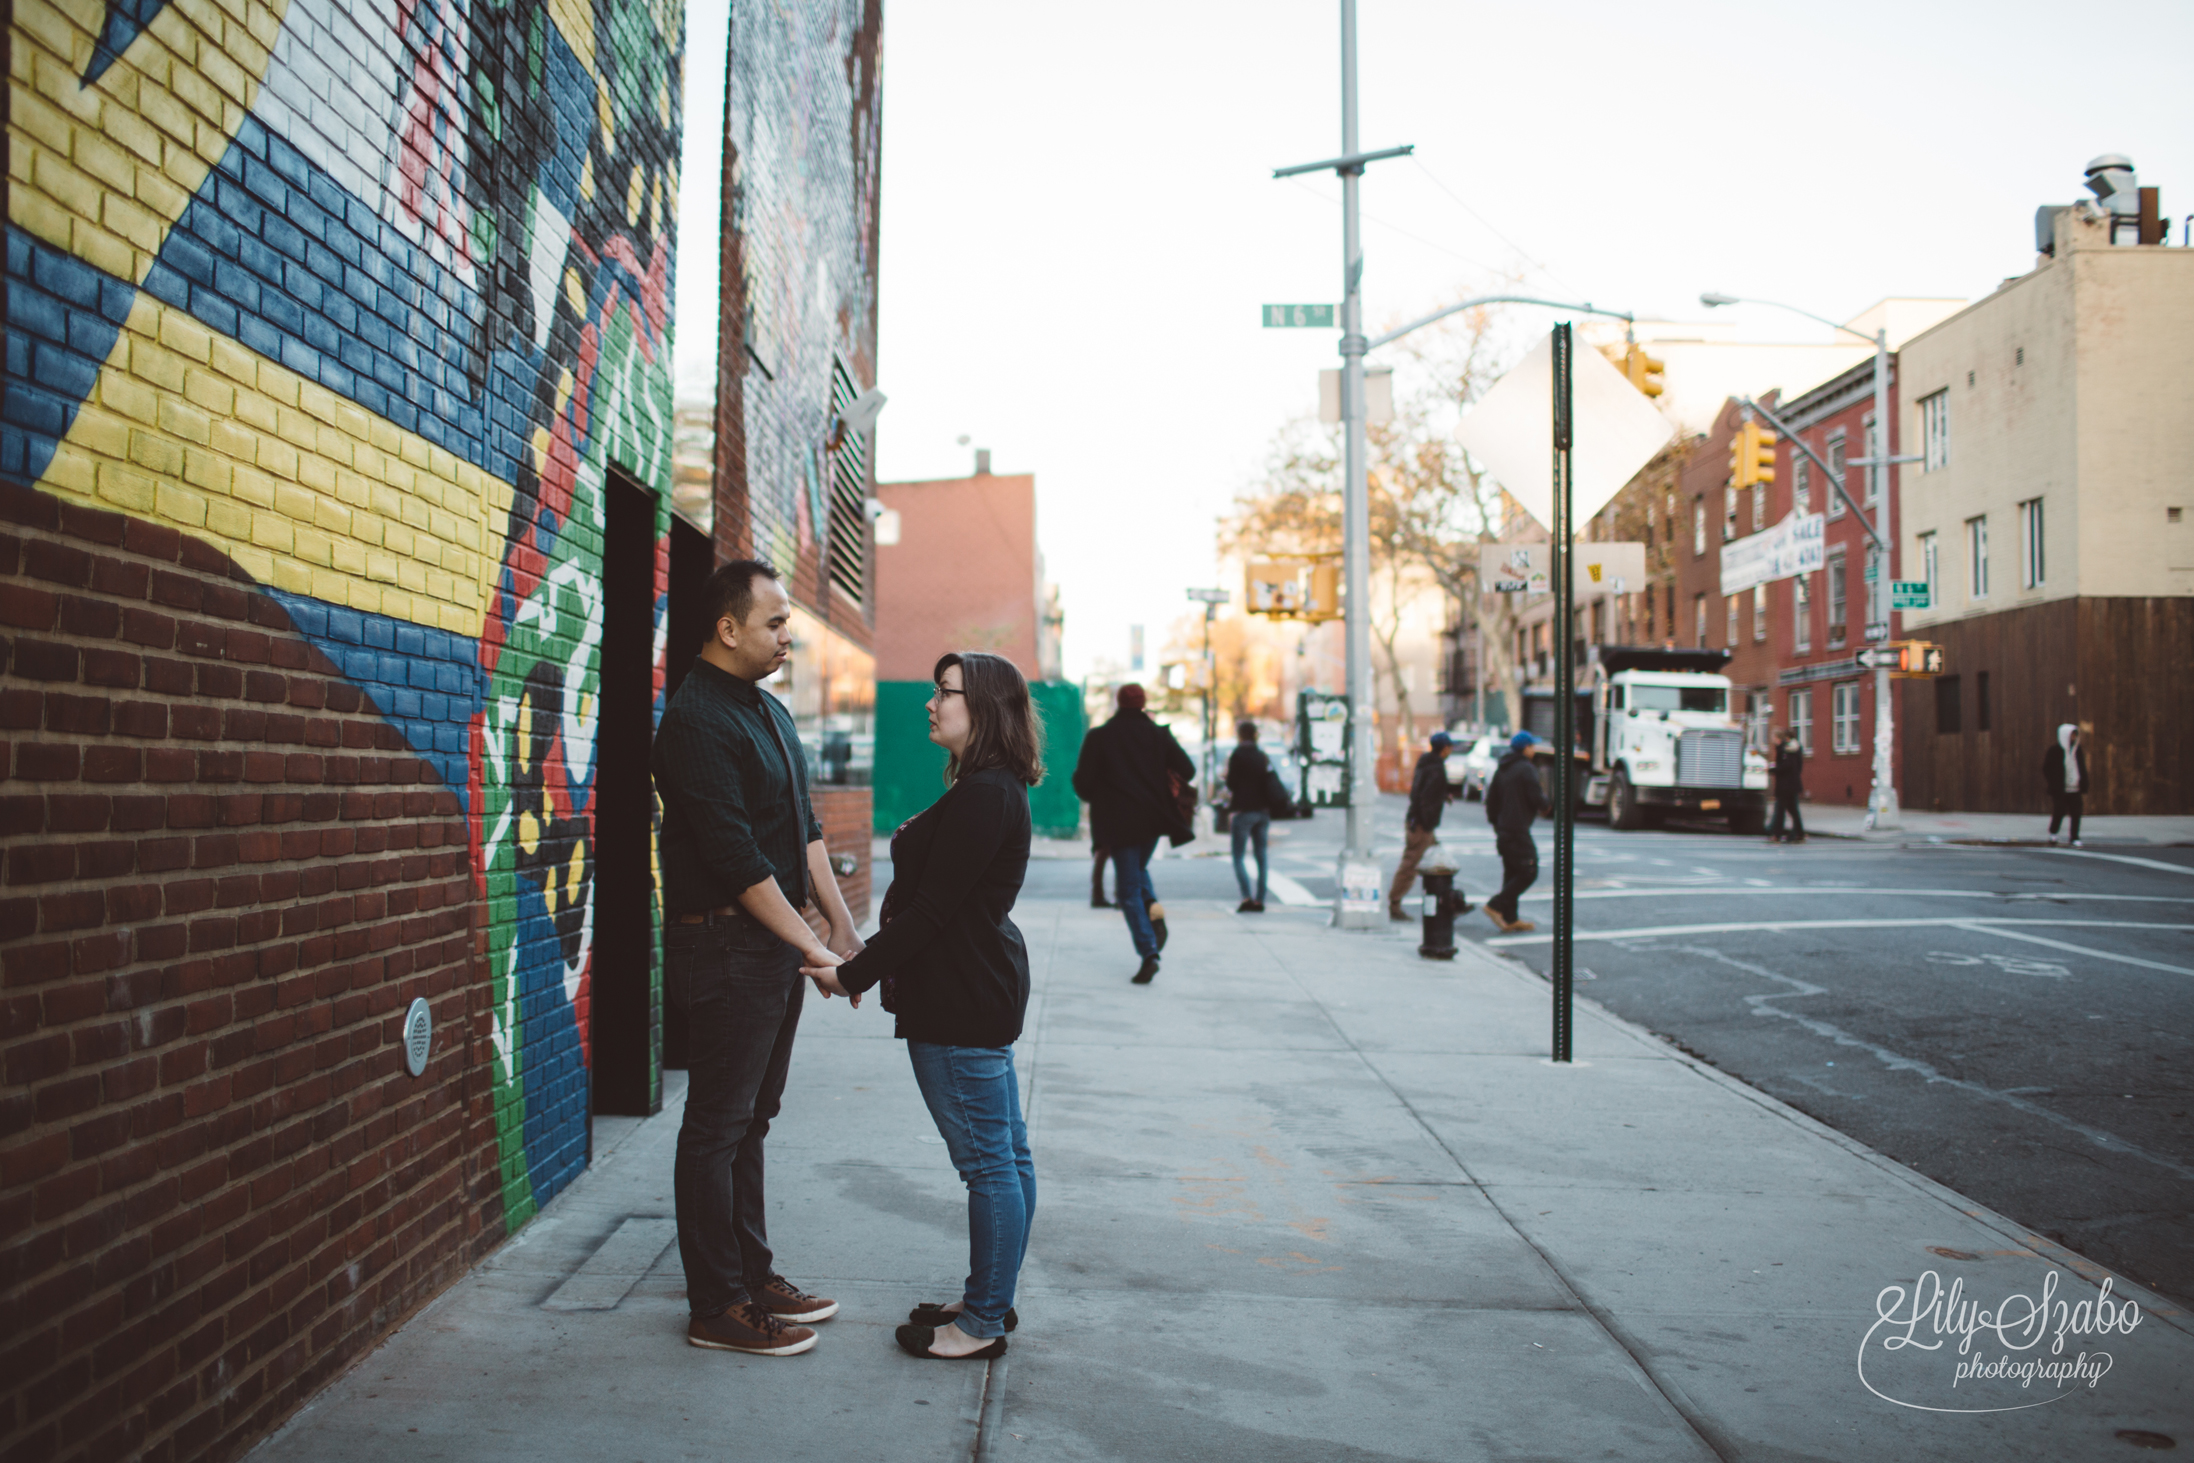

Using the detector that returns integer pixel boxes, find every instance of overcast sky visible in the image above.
[677,0,2193,680]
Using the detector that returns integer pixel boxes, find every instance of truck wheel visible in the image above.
[1609,770,1646,831]
[1728,805,1766,836]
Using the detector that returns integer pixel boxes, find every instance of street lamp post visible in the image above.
[1700,294,1919,831]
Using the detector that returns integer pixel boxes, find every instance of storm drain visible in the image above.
[541,1217,679,1311]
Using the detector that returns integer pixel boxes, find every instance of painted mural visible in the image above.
[4,0,681,1225]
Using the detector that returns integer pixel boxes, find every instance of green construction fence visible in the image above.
[873,680,1086,839]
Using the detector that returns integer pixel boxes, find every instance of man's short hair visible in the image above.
[1237,719,1258,740]
[1116,683,1146,712]
[705,558,780,629]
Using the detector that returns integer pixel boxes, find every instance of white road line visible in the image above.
[1265,871,1320,907]
[1486,917,2194,948]
[1929,844,2194,877]
[1510,886,2194,905]
[1951,922,2194,979]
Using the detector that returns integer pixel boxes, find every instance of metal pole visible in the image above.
[1551,324,1575,1063]
[1204,603,1217,793]
[1335,0,1379,925]
[1867,328,1901,831]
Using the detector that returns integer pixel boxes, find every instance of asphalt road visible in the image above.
[1020,794,2194,1309]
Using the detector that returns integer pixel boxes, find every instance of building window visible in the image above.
[1918,531,1938,606]
[2019,497,2044,589]
[1977,670,1991,733]
[1693,592,1707,649]
[1827,547,1848,646]
[825,359,874,602]
[1861,413,1880,505]
[1793,572,1811,653]
[1920,389,1950,471]
[1794,456,1811,514]
[1726,594,1739,647]
[1832,682,1862,754]
[1693,496,1706,557]
[1753,583,1768,642]
[1935,675,1961,734]
[1967,514,1989,599]
[1788,689,1814,754]
[1826,430,1847,519]
[1724,486,1737,541]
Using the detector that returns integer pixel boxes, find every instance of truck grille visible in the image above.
[1677,729,1744,788]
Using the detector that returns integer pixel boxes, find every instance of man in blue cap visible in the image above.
[1387,730,1463,921]
[1483,731,1552,933]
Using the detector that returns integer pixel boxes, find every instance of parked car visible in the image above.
[1446,734,1504,801]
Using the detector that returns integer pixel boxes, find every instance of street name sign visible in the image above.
[1720,511,1825,596]
[1264,304,1336,328]
[1892,581,1931,609]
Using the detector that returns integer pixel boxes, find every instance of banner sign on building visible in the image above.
[1720,512,1825,596]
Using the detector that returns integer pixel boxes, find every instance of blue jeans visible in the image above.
[1230,810,1270,901]
[906,1042,1036,1340]
[1111,838,1160,957]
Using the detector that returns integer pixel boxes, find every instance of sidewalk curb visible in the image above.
[1447,935,2194,1340]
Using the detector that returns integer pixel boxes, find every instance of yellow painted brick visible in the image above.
[245,0,280,48]
[9,187,74,254]
[364,551,398,585]
[249,512,293,554]
[297,382,339,425]
[312,496,351,536]
[310,564,349,602]
[103,189,162,252]
[368,418,402,454]
[291,525,334,568]
[398,436,431,470]
[76,224,136,282]
[49,0,103,41]
[157,479,209,528]
[313,424,356,469]
[399,496,431,532]
[11,89,76,156]
[104,106,162,166]
[129,339,186,394]
[68,406,128,461]
[229,464,275,510]
[41,442,96,495]
[348,444,383,485]
[297,455,336,494]
[207,418,257,463]
[273,407,313,450]
[205,495,251,538]
[329,538,366,576]
[370,485,403,521]
[427,508,459,545]
[32,149,100,219]
[15,3,87,79]
[156,396,211,445]
[331,472,371,510]
[134,164,187,220]
[95,462,157,513]
[100,374,158,426]
[9,135,31,187]
[347,580,381,616]
[180,366,235,416]
[181,445,231,494]
[380,589,413,623]
[127,429,183,477]
[269,557,314,595]
[408,474,442,511]
[209,336,257,388]
[455,516,481,551]
[256,370,296,410]
[157,310,212,364]
[231,391,276,435]
[229,545,274,584]
[441,602,473,635]
[427,445,459,482]
[396,559,429,595]
[383,521,417,557]
[424,569,454,602]
[272,482,315,524]
[31,53,100,128]
[198,43,245,106]
[347,510,382,547]
[72,129,134,194]
[137,84,194,148]
[256,438,298,482]
[336,404,371,441]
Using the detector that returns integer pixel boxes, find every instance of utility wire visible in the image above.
[1281,176,1507,279]
[1407,156,1582,299]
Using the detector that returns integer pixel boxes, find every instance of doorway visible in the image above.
[659,512,714,1071]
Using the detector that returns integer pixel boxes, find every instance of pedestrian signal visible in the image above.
[1898,641,1945,676]
[1730,419,1777,489]
[1246,562,1303,616]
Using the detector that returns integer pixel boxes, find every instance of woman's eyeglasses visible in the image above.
[933,685,964,697]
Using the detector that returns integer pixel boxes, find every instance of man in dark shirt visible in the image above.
[1387,731,1458,921]
[1767,728,1806,844]
[651,559,861,1358]
[1224,720,1276,913]
[1072,684,1194,984]
[1484,731,1552,933]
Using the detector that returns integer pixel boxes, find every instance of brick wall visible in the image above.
[3,0,685,1445]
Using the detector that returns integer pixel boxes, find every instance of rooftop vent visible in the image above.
[2036,153,2165,254]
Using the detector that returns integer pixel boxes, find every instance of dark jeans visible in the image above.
[663,917,805,1318]
[907,1042,1036,1340]
[1230,810,1270,901]
[1768,790,1804,840]
[1112,838,1161,957]
[1490,831,1538,922]
[2050,791,2084,841]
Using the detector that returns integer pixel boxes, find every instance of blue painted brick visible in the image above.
[242,154,289,212]
[286,599,328,636]
[141,263,188,310]
[279,333,319,381]
[324,292,357,335]
[364,617,394,650]
[325,606,364,644]
[166,233,215,285]
[7,231,29,276]
[216,174,265,234]
[394,625,425,657]
[1,435,25,476]
[6,334,26,378]
[189,287,239,339]
[9,285,66,344]
[238,314,281,362]
[306,170,346,220]
[238,235,284,285]
[265,132,308,190]
[260,287,303,337]
[285,260,323,312]
[214,259,262,312]
[35,341,100,402]
[2,383,68,436]
[389,688,421,717]
[32,246,100,309]
[420,693,447,722]
[263,215,308,264]
[318,357,355,398]
[343,648,378,681]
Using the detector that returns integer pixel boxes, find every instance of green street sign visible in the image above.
[1891,581,1931,609]
[1263,304,1336,328]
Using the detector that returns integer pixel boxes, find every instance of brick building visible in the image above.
[0,3,880,1461]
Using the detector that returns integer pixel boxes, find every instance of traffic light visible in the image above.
[1304,561,1342,622]
[1729,419,1778,489]
[1623,344,1665,398]
[1898,641,1945,676]
[1246,562,1303,617]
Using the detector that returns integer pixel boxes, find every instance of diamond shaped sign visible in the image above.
[1455,332,1677,532]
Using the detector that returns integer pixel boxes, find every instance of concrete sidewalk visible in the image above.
[1797,803,2194,846]
[252,900,2193,1462]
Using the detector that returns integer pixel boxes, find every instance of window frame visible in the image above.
[1693,592,1707,649]
[1967,514,1989,600]
[1753,582,1768,643]
[1792,571,1811,653]
[1826,546,1848,646]
[1918,530,1938,607]
[1832,681,1862,755]
[1693,496,1706,557]
[1826,429,1848,520]
[2018,497,2044,590]
[1788,689,1814,755]
[1920,388,1950,472]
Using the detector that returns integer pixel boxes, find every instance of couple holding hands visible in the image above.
[651,559,1039,1362]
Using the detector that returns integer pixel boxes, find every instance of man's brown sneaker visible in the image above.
[687,1303,817,1356]
[756,1274,838,1323]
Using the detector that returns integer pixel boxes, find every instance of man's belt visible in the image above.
[674,906,745,925]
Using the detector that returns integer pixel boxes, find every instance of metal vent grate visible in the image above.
[826,360,870,603]
[1677,728,1744,788]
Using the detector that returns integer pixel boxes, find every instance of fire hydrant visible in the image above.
[1416,844,1472,961]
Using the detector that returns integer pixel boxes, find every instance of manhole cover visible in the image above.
[403,998,432,1077]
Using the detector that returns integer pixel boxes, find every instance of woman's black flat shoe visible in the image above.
[895,1323,1007,1360]
[908,1302,1017,1332]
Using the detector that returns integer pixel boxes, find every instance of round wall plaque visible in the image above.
[403,998,432,1078]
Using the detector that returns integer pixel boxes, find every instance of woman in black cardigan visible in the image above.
[806,651,1039,1360]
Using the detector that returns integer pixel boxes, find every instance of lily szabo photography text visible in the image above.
[1860,1268,2147,1412]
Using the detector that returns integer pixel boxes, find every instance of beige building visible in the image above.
[1895,205,2194,814]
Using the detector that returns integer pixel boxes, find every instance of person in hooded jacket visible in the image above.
[2042,723,2088,847]
[1072,684,1195,982]
[1483,731,1551,933]
[1388,731,1462,921]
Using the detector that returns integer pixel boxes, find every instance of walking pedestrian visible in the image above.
[1483,731,1551,934]
[1766,728,1806,844]
[810,652,1040,1360]
[651,559,863,1358]
[1225,720,1276,912]
[1387,731,1460,921]
[1071,684,1196,983]
[2043,723,2088,847]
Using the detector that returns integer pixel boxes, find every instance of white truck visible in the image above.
[1521,647,1770,834]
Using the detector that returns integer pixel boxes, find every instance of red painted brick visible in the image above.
[177,619,225,657]
[45,691,111,734]
[197,664,244,698]
[138,838,191,874]
[144,656,194,695]
[15,742,82,780]
[82,647,143,686]
[171,704,220,739]
[177,535,230,575]
[202,584,250,621]
[79,841,137,878]
[148,570,205,613]
[11,638,80,680]
[83,746,143,782]
[0,897,36,940]
[3,940,71,985]
[41,889,106,930]
[122,605,178,647]
[57,500,126,546]
[162,879,216,916]
[0,581,61,629]
[144,747,196,782]
[108,883,162,921]
[24,538,93,587]
[0,687,42,728]
[114,700,169,737]
[228,630,273,664]
[198,750,244,782]
[137,923,187,960]
[223,707,268,741]
[59,594,121,638]
[8,841,74,883]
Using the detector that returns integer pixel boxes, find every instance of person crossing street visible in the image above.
[1483,732,1550,934]
[1388,731,1462,922]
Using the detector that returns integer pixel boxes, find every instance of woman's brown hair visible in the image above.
[936,651,1045,787]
